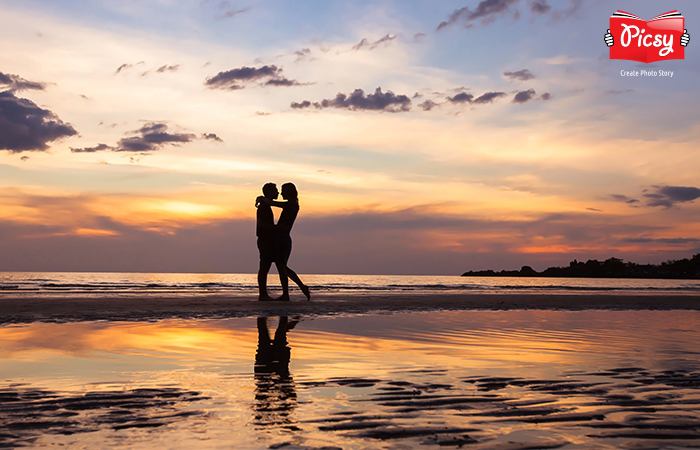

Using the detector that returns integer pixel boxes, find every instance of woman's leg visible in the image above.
[275,261,290,301]
[286,266,310,300]
[283,236,310,300]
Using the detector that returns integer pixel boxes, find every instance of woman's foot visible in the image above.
[276,294,291,301]
[258,294,275,302]
[300,284,311,301]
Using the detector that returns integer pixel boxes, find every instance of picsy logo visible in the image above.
[604,10,689,63]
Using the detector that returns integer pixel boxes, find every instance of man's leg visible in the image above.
[258,259,274,301]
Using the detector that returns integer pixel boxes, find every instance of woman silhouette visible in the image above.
[257,182,310,301]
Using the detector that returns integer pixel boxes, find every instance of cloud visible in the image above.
[437,0,580,30]
[0,216,260,273]
[294,48,311,62]
[117,122,196,152]
[473,91,507,104]
[447,92,474,104]
[264,78,301,87]
[615,186,700,209]
[611,194,640,205]
[290,87,412,112]
[155,64,179,73]
[71,122,199,153]
[202,132,223,142]
[0,72,46,91]
[539,92,552,101]
[290,100,312,109]
[205,65,302,90]
[216,6,250,19]
[418,100,437,111]
[623,237,700,245]
[513,89,536,103]
[437,0,519,30]
[0,194,691,274]
[352,34,397,51]
[447,91,506,105]
[530,0,551,14]
[0,91,77,153]
[503,69,535,81]
[552,0,583,20]
[70,143,115,153]
[201,1,250,19]
[114,61,145,75]
[643,185,700,208]
[115,63,132,74]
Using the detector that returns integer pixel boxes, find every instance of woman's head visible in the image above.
[281,182,298,201]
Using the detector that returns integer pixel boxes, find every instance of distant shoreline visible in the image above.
[462,271,700,280]
[1,292,699,324]
[463,255,700,280]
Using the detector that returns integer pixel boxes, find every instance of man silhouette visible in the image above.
[257,182,289,301]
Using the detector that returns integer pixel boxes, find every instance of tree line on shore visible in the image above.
[462,254,700,279]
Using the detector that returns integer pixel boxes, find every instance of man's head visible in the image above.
[262,182,278,199]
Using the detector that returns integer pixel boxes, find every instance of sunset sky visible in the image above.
[1,0,699,274]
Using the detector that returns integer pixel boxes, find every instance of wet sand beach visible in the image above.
[0,292,699,324]
[2,310,700,449]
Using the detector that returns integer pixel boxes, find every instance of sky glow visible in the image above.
[1,0,699,274]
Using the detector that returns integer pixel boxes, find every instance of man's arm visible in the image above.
[256,196,288,208]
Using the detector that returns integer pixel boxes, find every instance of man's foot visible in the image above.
[300,284,311,301]
[276,294,291,302]
[258,295,275,301]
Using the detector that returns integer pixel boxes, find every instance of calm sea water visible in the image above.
[2,311,700,449]
[1,272,699,296]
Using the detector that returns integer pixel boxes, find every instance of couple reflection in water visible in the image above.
[256,182,310,302]
[253,316,298,430]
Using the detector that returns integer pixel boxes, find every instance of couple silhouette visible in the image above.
[253,316,298,428]
[256,182,310,301]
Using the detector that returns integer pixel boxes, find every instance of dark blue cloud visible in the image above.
[0,72,46,91]
[291,87,412,112]
[644,186,700,208]
[0,91,77,153]
[71,122,214,153]
[205,65,301,90]
[473,91,507,104]
[503,69,535,81]
[352,34,397,51]
[438,0,519,30]
[447,92,474,104]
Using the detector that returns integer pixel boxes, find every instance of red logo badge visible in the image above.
[604,10,689,63]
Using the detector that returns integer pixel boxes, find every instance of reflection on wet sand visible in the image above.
[1,311,700,449]
[253,317,299,431]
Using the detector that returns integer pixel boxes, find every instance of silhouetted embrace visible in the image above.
[256,182,310,301]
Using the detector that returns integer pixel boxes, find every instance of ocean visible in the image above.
[2,271,700,296]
